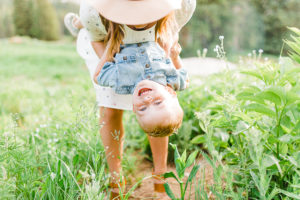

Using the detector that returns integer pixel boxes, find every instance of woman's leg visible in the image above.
[147,136,169,175]
[99,107,125,186]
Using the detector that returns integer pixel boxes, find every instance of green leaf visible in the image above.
[181,150,187,164]
[164,183,177,200]
[286,91,300,105]
[170,143,181,177]
[255,90,282,106]
[72,154,79,166]
[164,172,180,183]
[266,87,286,104]
[279,189,300,199]
[191,135,205,144]
[250,170,263,195]
[266,188,279,200]
[187,164,200,183]
[243,103,275,117]
[241,70,264,81]
[185,150,198,168]
[269,155,283,177]
[287,27,300,36]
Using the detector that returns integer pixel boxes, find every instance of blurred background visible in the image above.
[0,0,299,57]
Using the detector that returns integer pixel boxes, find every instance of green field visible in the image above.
[1,37,300,199]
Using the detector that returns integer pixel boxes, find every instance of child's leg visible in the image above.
[99,107,125,186]
[147,136,169,175]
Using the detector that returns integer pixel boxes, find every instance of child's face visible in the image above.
[133,80,182,132]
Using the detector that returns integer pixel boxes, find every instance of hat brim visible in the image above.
[87,0,182,25]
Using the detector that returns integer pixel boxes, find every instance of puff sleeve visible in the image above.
[175,0,196,31]
[80,1,107,41]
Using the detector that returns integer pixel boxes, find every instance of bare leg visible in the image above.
[148,136,168,175]
[99,107,124,191]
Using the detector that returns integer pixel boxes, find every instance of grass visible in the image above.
[1,34,299,199]
[0,38,144,199]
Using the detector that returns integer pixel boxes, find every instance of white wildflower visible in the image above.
[259,49,263,54]
[219,35,224,40]
[50,172,56,181]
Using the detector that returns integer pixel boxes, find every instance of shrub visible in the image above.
[30,0,60,40]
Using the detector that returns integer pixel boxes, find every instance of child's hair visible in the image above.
[101,12,178,61]
[140,108,183,137]
[145,119,182,137]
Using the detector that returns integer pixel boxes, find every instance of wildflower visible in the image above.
[40,124,47,128]
[219,35,224,40]
[203,48,208,53]
[264,57,269,61]
[56,124,60,129]
[50,172,56,181]
[36,128,40,133]
[91,173,96,180]
[248,53,252,57]
[259,49,263,54]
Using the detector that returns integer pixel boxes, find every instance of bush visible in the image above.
[191,28,300,199]
[13,0,33,36]
[30,0,60,40]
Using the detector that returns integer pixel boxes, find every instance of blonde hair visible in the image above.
[140,106,183,137]
[101,12,178,61]
[145,119,183,137]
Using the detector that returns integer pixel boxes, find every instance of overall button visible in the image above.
[141,50,145,54]
[123,56,127,60]
[145,64,150,68]
[137,43,142,47]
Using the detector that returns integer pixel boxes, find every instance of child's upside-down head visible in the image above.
[133,79,183,137]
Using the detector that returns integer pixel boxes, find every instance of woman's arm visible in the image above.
[158,33,183,69]
[169,42,183,69]
[91,41,106,59]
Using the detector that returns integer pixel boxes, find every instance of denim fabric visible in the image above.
[97,42,188,94]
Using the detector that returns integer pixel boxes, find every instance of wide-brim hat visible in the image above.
[86,0,182,25]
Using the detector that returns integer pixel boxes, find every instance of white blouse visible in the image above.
[79,0,196,43]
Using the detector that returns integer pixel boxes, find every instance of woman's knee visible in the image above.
[100,107,123,122]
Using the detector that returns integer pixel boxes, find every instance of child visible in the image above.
[133,79,184,137]
[65,0,196,199]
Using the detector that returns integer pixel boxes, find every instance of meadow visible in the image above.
[0,28,300,199]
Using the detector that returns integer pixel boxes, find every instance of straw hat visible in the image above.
[86,0,182,25]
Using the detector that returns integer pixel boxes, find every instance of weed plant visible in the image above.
[192,28,300,199]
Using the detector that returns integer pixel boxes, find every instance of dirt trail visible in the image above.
[126,157,214,200]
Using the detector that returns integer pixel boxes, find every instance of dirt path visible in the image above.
[126,157,214,200]
[182,57,236,76]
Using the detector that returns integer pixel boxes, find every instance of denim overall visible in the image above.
[97,41,187,94]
